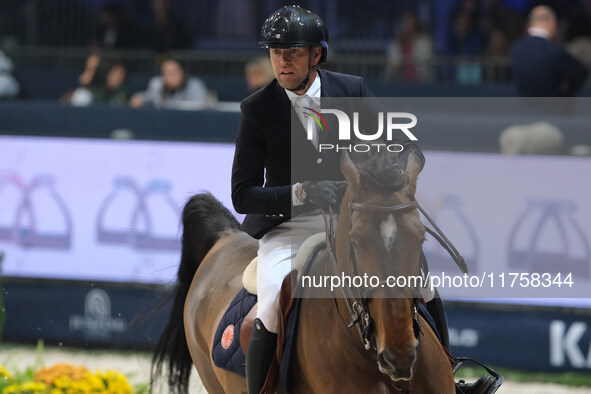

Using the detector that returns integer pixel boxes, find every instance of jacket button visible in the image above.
[316,158,323,164]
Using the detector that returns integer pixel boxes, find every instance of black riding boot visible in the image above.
[246,318,277,394]
[426,294,450,351]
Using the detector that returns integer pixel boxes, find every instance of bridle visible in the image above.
[322,198,423,393]
[321,195,466,393]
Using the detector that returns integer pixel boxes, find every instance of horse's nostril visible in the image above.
[378,351,415,380]
[378,351,396,371]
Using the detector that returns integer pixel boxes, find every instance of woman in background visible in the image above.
[69,56,130,106]
[129,59,208,109]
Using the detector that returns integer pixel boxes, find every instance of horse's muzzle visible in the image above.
[377,349,417,382]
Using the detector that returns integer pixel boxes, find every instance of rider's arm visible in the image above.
[231,101,292,216]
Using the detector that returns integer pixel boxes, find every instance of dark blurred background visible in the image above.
[1,0,591,102]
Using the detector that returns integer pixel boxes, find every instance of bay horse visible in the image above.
[151,149,456,394]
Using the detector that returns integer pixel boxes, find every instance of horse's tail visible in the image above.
[151,193,239,394]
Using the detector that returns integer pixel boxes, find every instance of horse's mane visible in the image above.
[350,148,406,192]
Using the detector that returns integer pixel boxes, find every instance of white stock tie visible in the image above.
[297,95,320,150]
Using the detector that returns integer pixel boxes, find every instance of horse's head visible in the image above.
[338,148,425,383]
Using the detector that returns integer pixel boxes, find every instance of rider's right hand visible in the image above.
[301,180,347,210]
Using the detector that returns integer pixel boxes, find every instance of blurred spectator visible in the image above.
[79,52,101,88]
[511,6,589,96]
[92,2,144,49]
[385,10,434,82]
[70,56,130,106]
[129,59,208,109]
[482,28,511,83]
[446,1,485,57]
[0,49,20,99]
[61,52,101,104]
[244,56,274,92]
[440,0,485,84]
[500,122,564,155]
[147,0,193,52]
[480,0,525,45]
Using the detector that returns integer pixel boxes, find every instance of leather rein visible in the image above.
[321,198,466,393]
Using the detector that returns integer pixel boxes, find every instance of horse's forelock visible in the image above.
[351,150,406,192]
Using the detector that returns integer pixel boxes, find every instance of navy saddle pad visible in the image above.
[211,287,257,376]
[210,286,303,379]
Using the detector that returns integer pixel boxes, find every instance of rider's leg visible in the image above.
[246,214,326,393]
[420,251,450,350]
[419,253,499,393]
[246,318,278,394]
[426,292,450,351]
[247,242,293,394]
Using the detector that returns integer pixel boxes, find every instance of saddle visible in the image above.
[211,233,326,383]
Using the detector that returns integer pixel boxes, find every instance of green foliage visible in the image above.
[133,382,150,394]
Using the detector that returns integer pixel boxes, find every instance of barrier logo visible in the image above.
[69,289,126,340]
[507,199,590,278]
[0,173,72,249]
[96,177,180,251]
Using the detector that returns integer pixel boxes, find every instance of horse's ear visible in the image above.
[405,152,421,196]
[340,151,361,191]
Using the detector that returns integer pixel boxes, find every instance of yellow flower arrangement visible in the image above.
[0,367,12,381]
[3,381,47,394]
[0,364,135,394]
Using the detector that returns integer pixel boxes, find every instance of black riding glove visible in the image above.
[301,180,347,210]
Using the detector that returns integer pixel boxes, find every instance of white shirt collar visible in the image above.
[284,72,321,102]
[528,27,551,39]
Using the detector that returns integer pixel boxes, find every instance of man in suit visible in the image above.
[232,7,379,392]
[511,5,589,96]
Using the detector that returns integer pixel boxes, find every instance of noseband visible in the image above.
[349,200,418,215]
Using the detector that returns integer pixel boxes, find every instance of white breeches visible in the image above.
[256,212,325,333]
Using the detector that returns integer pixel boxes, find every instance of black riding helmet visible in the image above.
[259,5,328,64]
